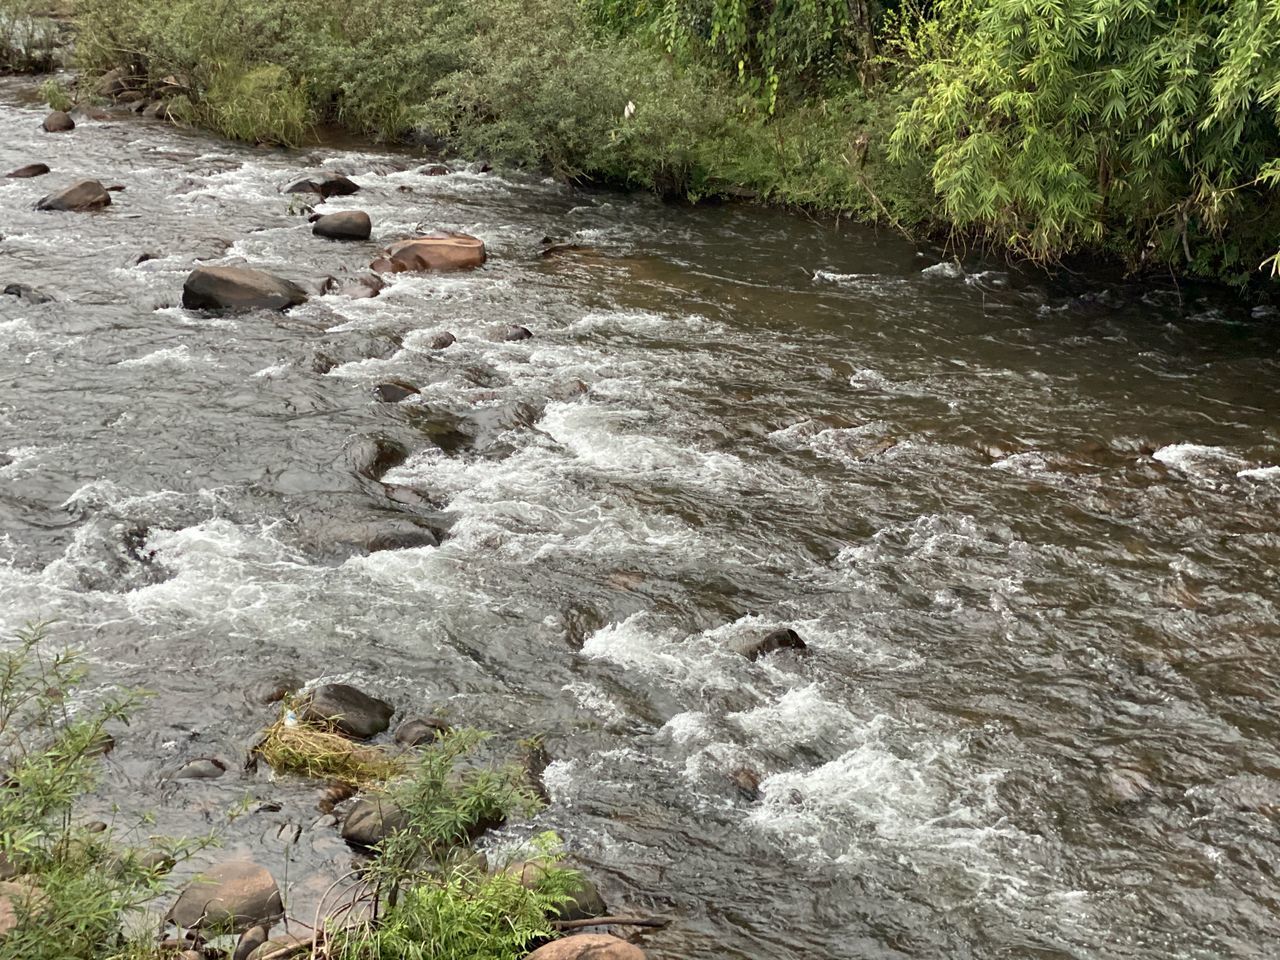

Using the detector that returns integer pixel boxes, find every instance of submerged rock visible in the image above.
[525,935,646,960]
[494,324,533,342]
[372,232,486,273]
[168,860,283,933]
[313,210,372,241]
[233,925,269,960]
[394,717,450,746]
[373,379,420,403]
[36,180,111,212]
[337,274,385,299]
[301,683,393,739]
[182,266,306,312]
[3,283,54,304]
[6,163,49,179]
[734,627,808,661]
[42,111,74,132]
[341,797,408,849]
[426,331,457,350]
[285,173,360,198]
[173,757,227,780]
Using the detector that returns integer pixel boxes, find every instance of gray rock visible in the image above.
[367,528,439,553]
[285,173,359,199]
[341,797,408,849]
[495,324,532,342]
[168,860,283,933]
[182,266,307,312]
[36,179,111,212]
[301,683,393,739]
[142,100,170,120]
[313,210,371,241]
[3,284,54,304]
[234,924,269,960]
[42,111,74,132]
[174,757,227,780]
[5,163,49,179]
[394,717,450,746]
[426,331,456,350]
[373,380,419,403]
[734,627,807,661]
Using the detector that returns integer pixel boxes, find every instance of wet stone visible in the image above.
[174,757,227,780]
[734,627,808,661]
[301,683,394,739]
[313,210,372,241]
[394,717,450,746]
[42,111,74,132]
[36,179,111,212]
[168,860,283,933]
[373,380,420,403]
[5,163,49,178]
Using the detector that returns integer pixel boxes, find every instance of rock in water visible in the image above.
[394,717,450,746]
[524,935,646,960]
[284,173,360,198]
[3,284,54,304]
[42,111,74,132]
[182,266,306,312]
[301,683,393,738]
[734,627,808,661]
[6,163,49,179]
[372,232,486,273]
[35,180,111,212]
[168,861,283,933]
[341,797,409,849]
[372,380,419,403]
[313,211,372,240]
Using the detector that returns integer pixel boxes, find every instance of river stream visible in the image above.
[2,82,1280,960]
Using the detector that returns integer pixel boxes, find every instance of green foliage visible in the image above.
[0,626,173,960]
[332,836,579,960]
[589,0,877,109]
[0,0,62,73]
[889,0,1280,281]
[368,728,542,889]
[39,76,71,112]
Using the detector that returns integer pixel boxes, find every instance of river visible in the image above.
[2,81,1280,960]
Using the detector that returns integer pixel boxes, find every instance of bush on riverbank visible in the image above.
[0,626,177,960]
[51,0,1280,285]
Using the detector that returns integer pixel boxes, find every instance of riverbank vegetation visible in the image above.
[0,629,600,960]
[15,0,1280,285]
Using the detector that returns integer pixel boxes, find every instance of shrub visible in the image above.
[0,626,175,960]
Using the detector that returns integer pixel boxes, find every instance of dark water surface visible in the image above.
[2,82,1280,960]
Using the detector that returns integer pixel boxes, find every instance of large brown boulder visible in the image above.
[313,210,371,241]
[182,266,306,312]
[301,683,394,738]
[36,180,111,212]
[42,111,74,132]
[168,861,282,933]
[524,935,646,960]
[373,233,486,273]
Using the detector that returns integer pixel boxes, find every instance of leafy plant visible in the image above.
[39,76,71,112]
[0,625,191,960]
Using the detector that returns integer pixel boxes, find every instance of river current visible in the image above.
[2,83,1280,960]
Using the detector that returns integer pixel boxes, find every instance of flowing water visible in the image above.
[2,81,1280,960]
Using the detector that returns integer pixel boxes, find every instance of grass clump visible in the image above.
[0,625,197,960]
[327,731,581,960]
[256,705,406,787]
[38,76,71,111]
